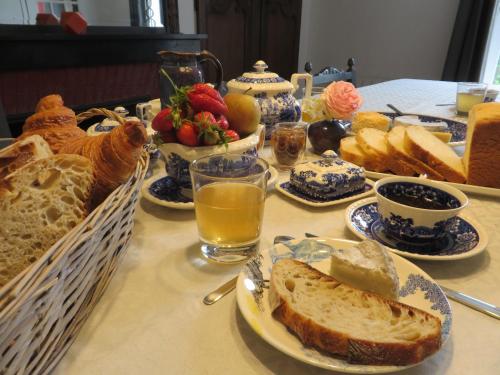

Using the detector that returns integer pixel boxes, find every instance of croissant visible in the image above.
[59,120,147,206]
[18,94,86,153]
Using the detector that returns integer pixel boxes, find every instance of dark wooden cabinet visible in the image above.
[196,0,302,82]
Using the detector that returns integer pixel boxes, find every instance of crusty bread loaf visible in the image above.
[463,102,500,188]
[356,128,414,175]
[386,127,444,181]
[0,154,94,287]
[0,135,53,180]
[404,126,466,183]
[269,259,442,366]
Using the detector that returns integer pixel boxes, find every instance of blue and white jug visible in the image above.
[227,60,312,140]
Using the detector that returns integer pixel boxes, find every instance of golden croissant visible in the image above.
[18,94,86,153]
[59,120,147,206]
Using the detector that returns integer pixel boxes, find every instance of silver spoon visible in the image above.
[202,235,294,305]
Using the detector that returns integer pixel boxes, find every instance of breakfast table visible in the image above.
[54,79,500,375]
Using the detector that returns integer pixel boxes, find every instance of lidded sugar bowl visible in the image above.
[227,60,312,139]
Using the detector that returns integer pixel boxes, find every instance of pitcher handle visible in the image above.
[199,50,224,90]
[291,73,313,98]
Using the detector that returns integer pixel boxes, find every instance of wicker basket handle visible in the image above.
[76,108,126,125]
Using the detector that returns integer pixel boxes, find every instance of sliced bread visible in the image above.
[339,136,382,172]
[356,128,414,175]
[387,126,444,181]
[269,259,442,365]
[404,126,466,183]
[0,154,94,287]
[0,135,53,180]
[330,240,399,300]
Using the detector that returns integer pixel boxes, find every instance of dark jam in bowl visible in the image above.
[378,182,461,210]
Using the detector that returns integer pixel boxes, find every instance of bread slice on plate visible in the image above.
[269,259,442,366]
[356,128,414,175]
[0,154,94,287]
[404,126,466,183]
[387,126,444,181]
[339,136,382,171]
[0,135,53,180]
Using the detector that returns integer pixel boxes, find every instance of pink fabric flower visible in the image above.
[322,81,362,120]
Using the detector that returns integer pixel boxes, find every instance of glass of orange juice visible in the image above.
[456,82,487,116]
[190,153,269,263]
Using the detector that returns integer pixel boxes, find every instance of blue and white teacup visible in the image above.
[375,176,468,243]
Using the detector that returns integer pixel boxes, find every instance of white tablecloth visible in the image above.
[55,80,500,375]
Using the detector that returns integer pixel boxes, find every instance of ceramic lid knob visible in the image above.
[253,60,268,73]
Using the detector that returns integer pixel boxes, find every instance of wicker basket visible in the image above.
[0,110,149,374]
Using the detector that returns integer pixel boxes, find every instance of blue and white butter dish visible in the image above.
[345,197,488,261]
[374,176,468,243]
[276,151,374,207]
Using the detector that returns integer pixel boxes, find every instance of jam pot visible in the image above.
[271,122,308,167]
[227,60,312,140]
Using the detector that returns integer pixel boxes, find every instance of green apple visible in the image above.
[223,93,261,136]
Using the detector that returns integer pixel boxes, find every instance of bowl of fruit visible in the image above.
[153,82,263,189]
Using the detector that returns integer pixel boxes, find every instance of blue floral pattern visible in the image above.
[148,176,192,203]
[399,274,452,338]
[350,202,480,255]
[235,76,285,84]
[381,212,457,243]
[165,153,191,188]
[257,92,301,140]
[280,182,371,203]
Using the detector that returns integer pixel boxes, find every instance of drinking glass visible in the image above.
[271,122,308,168]
[190,153,269,263]
[456,82,487,116]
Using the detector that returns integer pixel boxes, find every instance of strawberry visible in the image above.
[187,83,228,116]
[152,107,174,132]
[223,129,240,142]
[216,114,229,130]
[202,129,221,146]
[176,121,200,146]
[194,111,217,129]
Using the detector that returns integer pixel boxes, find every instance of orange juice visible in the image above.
[194,182,265,246]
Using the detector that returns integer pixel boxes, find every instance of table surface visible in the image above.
[55,79,500,375]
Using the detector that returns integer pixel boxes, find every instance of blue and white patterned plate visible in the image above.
[345,197,488,261]
[236,238,452,373]
[275,178,375,207]
[344,112,466,146]
[141,175,194,210]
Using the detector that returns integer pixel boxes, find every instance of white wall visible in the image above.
[299,0,460,86]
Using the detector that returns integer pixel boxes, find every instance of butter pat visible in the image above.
[330,240,399,300]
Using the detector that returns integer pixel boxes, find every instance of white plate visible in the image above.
[141,166,279,210]
[236,237,452,373]
[365,171,500,198]
[275,178,375,207]
[345,197,488,261]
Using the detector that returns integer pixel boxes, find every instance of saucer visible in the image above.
[275,179,375,207]
[141,175,194,210]
[345,197,488,261]
[142,166,279,210]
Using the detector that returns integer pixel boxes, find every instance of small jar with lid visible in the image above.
[271,122,308,168]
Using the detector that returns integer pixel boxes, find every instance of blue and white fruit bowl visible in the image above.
[375,176,468,243]
[157,124,264,189]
